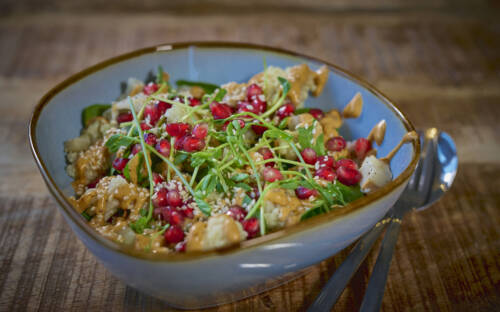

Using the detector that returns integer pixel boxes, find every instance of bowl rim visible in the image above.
[29,41,420,262]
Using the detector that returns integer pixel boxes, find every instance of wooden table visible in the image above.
[1,4,499,311]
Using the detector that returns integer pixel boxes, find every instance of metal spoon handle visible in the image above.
[359,218,402,312]
[307,219,389,312]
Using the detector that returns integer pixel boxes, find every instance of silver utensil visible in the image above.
[359,128,457,312]
[308,128,458,312]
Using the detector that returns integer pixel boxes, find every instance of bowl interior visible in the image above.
[35,44,413,198]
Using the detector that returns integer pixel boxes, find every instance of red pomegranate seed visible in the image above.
[181,207,194,219]
[317,155,334,168]
[309,108,324,120]
[166,190,182,207]
[174,135,187,150]
[315,167,336,181]
[175,241,186,252]
[252,97,267,113]
[144,133,157,146]
[189,97,201,107]
[326,136,347,152]
[337,166,362,186]
[301,148,317,165]
[210,101,232,119]
[334,158,358,170]
[153,173,164,185]
[143,82,159,95]
[183,135,205,152]
[87,177,101,189]
[166,208,184,225]
[117,112,133,123]
[156,101,171,115]
[354,138,372,159]
[140,122,152,131]
[144,105,160,125]
[295,186,318,199]
[242,218,260,239]
[238,100,259,114]
[276,103,295,120]
[153,188,168,207]
[131,143,142,155]
[262,167,283,182]
[246,83,263,100]
[164,225,184,244]
[192,123,208,139]
[226,205,247,222]
[112,158,128,171]
[165,122,191,137]
[251,124,268,135]
[258,147,275,167]
[155,139,171,157]
[153,207,163,220]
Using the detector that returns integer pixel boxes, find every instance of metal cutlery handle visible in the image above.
[359,218,402,312]
[307,219,389,312]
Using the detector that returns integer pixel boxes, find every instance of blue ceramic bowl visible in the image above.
[29,42,419,309]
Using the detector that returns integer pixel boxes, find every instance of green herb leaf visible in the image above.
[176,80,219,93]
[278,77,291,95]
[300,206,326,221]
[81,211,92,221]
[235,182,252,191]
[279,180,301,190]
[297,127,314,150]
[156,66,165,84]
[195,197,212,215]
[213,88,228,102]
[82,104,110,127]
[105,134,136,153]
[278,117,289,129]
[230,173,249,182]
[314,133,326,156]
[294,108,311,115]
[130,217,149,234]
[333,181,364,203]
[242,194,253,206]
[174,153,189,165]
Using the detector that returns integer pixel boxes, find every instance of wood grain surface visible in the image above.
[1,5,500,311]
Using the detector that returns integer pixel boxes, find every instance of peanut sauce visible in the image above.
[367,120,387,146]
[342,92,363,118]
[381,131,418,163]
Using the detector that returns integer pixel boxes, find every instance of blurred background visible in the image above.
[1,1,499,311]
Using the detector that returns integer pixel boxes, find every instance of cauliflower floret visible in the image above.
[221,81,248,107]
[111,93,150,121]
[263,188,310,230]
[186,215,247,252]
[165,102,194,124]
[359,156,392,192]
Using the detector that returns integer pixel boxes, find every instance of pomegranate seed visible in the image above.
[131,143,142,155]
[144,133,157,146]
[210,101,232,119]
[164,225,184,244]
[246,83,263,100]
[143,82,159,95]
[153,207,163,220]
[252,97,267,113]
[258,147,275,167]
[165,122,191,137]
[226,205,247,222]
[301,148,317,165]
[317,155,334,168]
[251,124,267,135]
[192,123,208,139]
[276,103,295,120]
[112,158,128,171]
[165,208,184,225]
[189,97,201,107]
[326,136,346,152]
[87,177,101,189]
[354,138,372,159]
[309,108,324,120]
[262,167,283,182]
[174,135,187,150]
[166,190,182,207]
[175,241,186,252]
[181,207,194,218]
[140,122,152,131]
[183,135,206,152]
[153,188,168,207]
[153,173,164,185]
[144,105,160,125]
[155,139,171,157]
[334,158,358,170]
[315,167,336,181]
[116,112,133,123]
[156,101,171,115]
[295,186,318,199]
[238,100,259,114]
[337,166,362,186]
[242,218,260,239]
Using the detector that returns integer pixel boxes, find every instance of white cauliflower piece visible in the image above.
[186,215,247,252]
[359,156,393,192]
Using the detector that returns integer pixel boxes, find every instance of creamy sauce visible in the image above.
[342,92,363,118]
[264,188,307,226]
[320,109,342,139]
[381,131,418,163]
[367,120,387,146]
[72,141,110,196]
[287,64,329,107]
[313,66,329,96]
